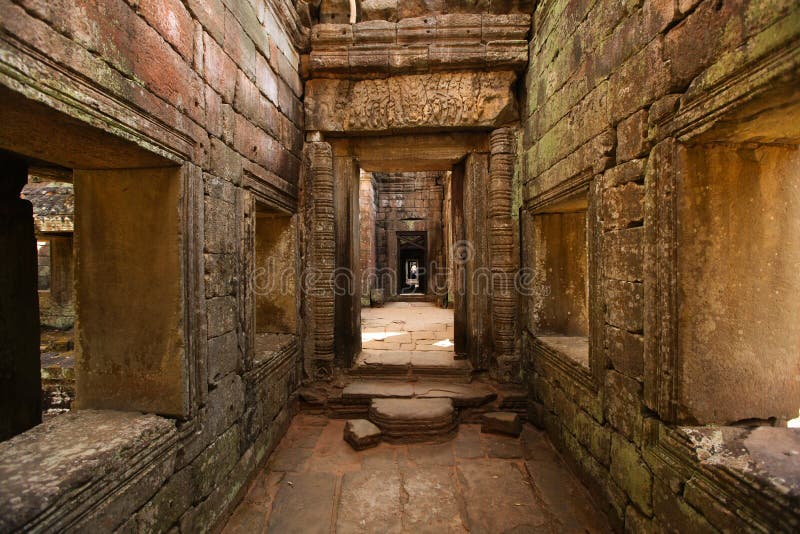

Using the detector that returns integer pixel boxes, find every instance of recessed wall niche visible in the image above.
[528,190,590,367]
[254,203,297,360]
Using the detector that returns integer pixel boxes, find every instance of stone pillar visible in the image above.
[309,142,336,379]
[0,159,41,441]
[333,156,361,368]
[489,128,517,380]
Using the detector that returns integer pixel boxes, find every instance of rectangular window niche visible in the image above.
[254,204,297,363]
[677,143,800,425]
[529,191,590,368]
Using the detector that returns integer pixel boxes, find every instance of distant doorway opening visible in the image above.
[397,232,426,294]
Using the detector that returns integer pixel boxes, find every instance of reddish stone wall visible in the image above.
[0,0,307,530]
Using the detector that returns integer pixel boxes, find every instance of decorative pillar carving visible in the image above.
[310,142,336,379]
[489,127,517,378]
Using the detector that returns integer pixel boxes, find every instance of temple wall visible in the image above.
[520,0,800,531]
[0,0,307,531]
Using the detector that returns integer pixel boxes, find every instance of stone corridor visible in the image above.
[222,415,610,533]
[1,1,799,532]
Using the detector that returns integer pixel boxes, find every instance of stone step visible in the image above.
[341,380,497,408]
[349,350,472,382]
[368,398,457,444]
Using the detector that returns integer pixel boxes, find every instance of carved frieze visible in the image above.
[305,71,518,133]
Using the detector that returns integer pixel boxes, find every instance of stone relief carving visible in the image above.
[306,71,518,132]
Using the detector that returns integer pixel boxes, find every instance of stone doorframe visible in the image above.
[303,130,519,379]
[386,222,437,298]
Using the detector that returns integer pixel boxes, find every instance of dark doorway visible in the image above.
[397,232,426,294]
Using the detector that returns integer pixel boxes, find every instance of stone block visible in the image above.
[610,434,652,516]
[208,331,240,384]
[603,370,644,445]
[311,23,353,46]
[485,40,528,67]
[481,14,530,41]
[428,43,485,67]
[481,411,522,437]
[603,159,645,188]
[602,181,644,231]
[205,373,245,439]
[360,0,399,22]
[192,424,242,500]
[388,46,430,73]
[604,279,643,332]
[648,93,681,127]
[605,326,644,380]
[309,49,350,74]
[206,296,237,338]
[349,46,390,73]
[608,38,670,125]
[130,466,193,532]
[353,20,397,44]
[209,137,242,184]
[397,0,445,20]
[436,14,483,42]
[203,32,237,104]
[653,480,715,533]
[397,17,437,45]
[617,110,650,162]
[320,0,351,24]
[602,227,643,283]
[344,419,382,450]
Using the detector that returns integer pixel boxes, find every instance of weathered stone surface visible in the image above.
[369,398,456,443]
[605,326,644,379]
[481,411,522,437]
[457,459,549,532]
[344,419,382,450]
[616,109,650,162]
[336,470,403,533]
[305,71,518,132]
[525,459,613,532]
[360,0,398,22]
[604,370,644,445]
[0,411,176,532]
[610,434,653,516]
[402,467,465,531]
[267,473,338,534]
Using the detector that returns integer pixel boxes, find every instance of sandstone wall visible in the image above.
[0,0,307,530]
[520,0,800,531]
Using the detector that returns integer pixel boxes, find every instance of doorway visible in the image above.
[397,232,426,294]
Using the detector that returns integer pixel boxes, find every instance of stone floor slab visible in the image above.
[457,459,550,533]
[225,418,611,534]
[266,473,337,534]
[336,470,403,533]
[525,460,612,533]
[402,467,466,533]
[407,442,455,466]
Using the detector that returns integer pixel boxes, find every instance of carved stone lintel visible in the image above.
[305,71,519,133]
[310,142,336,364]
[489,127,516,374]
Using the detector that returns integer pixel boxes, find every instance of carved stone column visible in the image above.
[489,127,517,379]
[309,142,336,379]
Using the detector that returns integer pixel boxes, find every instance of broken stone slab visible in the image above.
[344,419,383,450]
[481,411,522,437]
